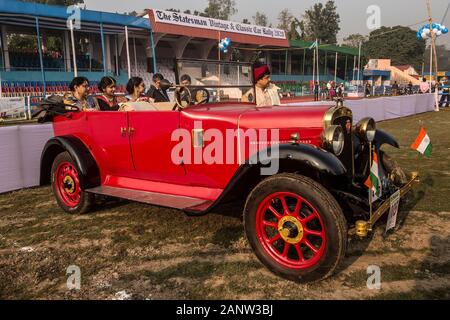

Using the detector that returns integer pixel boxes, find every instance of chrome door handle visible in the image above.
[120,127,127,137]
[129,127,135,136]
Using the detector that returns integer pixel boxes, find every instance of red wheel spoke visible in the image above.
[268,234,281,245]
[268,205,282,219]
[280,196,289,215]
[263,221,278,229]
[282,243,290,258]
[303,239,319,253]
[293,198,302,215]
[301,213,318,224]
[305,228,324,238]
[294,244,305,262]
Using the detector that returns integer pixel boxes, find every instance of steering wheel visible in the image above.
[173,87,210,111]
[173,87,191,111]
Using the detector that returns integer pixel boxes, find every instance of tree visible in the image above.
[363,26,426,71]
[343,34,366,48]
[277,9,293,33]
[302,0,340,44]
[203,0,237,20]
[287,18,303,40]
[253,12,269,27]
[424,44,450,71]
[166,8,207,16]
[23,0,84,5]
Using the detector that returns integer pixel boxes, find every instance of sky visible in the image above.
[83,0,450,46]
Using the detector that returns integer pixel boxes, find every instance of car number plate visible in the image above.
[386,190,401,233]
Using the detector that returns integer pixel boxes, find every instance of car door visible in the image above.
[84,111,135,178]
[128,111,186,184]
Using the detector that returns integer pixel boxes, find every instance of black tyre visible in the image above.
[51,151,94,214]
[244,173,347,282]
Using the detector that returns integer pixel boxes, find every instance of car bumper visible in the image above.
[348,172,419,236]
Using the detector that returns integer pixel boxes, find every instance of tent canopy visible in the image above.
[289,40,359,56]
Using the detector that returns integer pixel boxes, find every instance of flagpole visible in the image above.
[429,40,433,94]
[357,41,362,93]
[316,39,320,84]
[334,52,338,83]
[312,42,316,87]
[368,141,373,231]
[427,0,440,111]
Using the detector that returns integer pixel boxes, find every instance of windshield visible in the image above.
[175,59,255,104]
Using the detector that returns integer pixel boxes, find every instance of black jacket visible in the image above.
[146,85,170,102]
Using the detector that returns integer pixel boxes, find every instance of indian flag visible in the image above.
[411,128,432,158]
[309,40,318,50]
[365,151,382,203]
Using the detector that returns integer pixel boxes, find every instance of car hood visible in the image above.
[182,103,330,130]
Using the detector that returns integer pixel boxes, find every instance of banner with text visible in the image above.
[152,9,287,40]
[0,97,26,120]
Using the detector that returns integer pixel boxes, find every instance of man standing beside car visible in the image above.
[146,73,170,102]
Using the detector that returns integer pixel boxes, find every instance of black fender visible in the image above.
[40,136,100,189]
[185,144,347,216]
[248,143,347,176]
[374,129,400,149]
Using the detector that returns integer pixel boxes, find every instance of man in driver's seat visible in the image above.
[252,64,281,107]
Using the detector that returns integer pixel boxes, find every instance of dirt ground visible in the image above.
[1,109,450,300]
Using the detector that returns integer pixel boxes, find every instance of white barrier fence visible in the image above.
[0,124,53,194]
[344,93,436,123]
[0,94,437,195]
[284,93,436,123]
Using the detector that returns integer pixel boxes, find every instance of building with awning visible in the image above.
[0,0,153,96]
[146,9,289,62]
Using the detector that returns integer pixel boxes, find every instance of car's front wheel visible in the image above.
[244,173,347,282]
[51,151,94,214]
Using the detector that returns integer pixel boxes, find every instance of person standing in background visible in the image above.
[439,77,450,108]
[420,77,430,94]
[313,81,320,101]
[392,81,399,96]
[407,81,413,95]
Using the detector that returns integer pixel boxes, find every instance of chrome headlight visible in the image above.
[355,117,376,142]
[323,125,345,156]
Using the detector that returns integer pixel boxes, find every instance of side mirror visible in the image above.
[160,79,173,91]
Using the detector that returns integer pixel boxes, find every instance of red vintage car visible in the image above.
[37,60,416,283]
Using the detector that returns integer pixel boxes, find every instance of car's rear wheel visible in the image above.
[244,173,347,282]
[51,151,94,214]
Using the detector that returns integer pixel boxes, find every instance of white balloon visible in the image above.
[422,32,428,39]
[433,28,439,34]
[425,29,431,34]
[442,25,447,30]
[437,30,442,36]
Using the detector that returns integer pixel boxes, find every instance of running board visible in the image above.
[86,186,213,212]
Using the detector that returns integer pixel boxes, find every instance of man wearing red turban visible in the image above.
[243,64,281,107]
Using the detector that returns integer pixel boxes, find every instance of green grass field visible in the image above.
[0,110,449,300]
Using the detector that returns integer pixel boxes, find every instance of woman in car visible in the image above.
[96,76,125,111]
[125,77,151,103]
[64,77,98,111]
